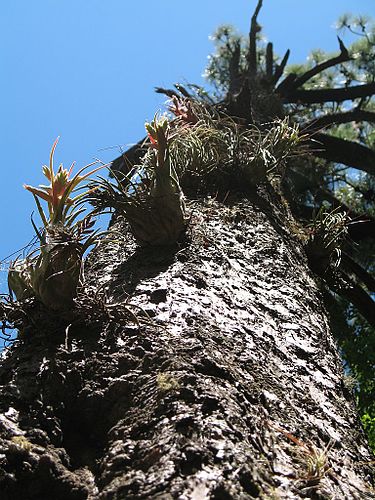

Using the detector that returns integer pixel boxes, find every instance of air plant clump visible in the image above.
[90,115,187,246]
[260,118,305,175]
[8,138,103,311]
[167,98,305,188]
[169,99,240,182]
[296,441,332,482]
[89,98,305,245]
[306,206,348,273]
[127,114,187,245]
[156,372,180,393]
[168,95,199,125]
[290,437,333,489]
[7,259,34,302]
[269,423,332,487]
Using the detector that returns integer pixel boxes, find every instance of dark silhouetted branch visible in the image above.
[155,87,179,99]
[332,278,375,329]
[266,42,273,79]
[228,40,242,94]
[303,109,375,131]
[110,138,147,177]
[248,0,263,75]
[174,84,191,98]
[311,132,375,175]
[347,219,375,242]
[276,73,297,94]
[285,37,351,92]
[289,168,357,215]
[341,254,375,292]
[273,50,291,85]
[289,169,375,238]
[285,82,375,104]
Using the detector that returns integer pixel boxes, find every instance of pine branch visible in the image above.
[331,278,375,329]
[272,50,291,85]
[341,253,375,292]
[284,82,375,104]
[110,138,147,177]
[283,37,351,92]
[266,42,273,79]
[174,84,191,98]
[303,109,375,131]
[289,168,359,216]
[155,87,180,99]
[347,219,375,241]
[310,132,375,175]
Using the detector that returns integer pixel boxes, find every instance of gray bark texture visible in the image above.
[0,191,374,499]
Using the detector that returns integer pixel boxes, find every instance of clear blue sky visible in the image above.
[0,0,374,292]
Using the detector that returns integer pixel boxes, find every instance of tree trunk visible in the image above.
[0,190,374,499]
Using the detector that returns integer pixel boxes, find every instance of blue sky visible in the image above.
[1,0,374,293]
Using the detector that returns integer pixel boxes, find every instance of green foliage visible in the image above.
[170,102,302,185]
[204,24,269,96]
[168,100,305,189]
[336,14,375,81]
[91,101,305,230]
[362,413,375,450]
[89,115,187,246]
[299,19,375,446]
[204,25,246,94]
[145,114,183,199]
[327,292,375,451]
[24,137,103,229]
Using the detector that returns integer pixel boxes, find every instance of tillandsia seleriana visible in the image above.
[88,99,305,243]
[306,206,348,271]
[131,114,187,245]
[166,97,306,189]
[90,115,187,246]
[8,138,104,310]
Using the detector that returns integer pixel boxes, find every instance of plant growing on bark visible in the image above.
[305,207,348,272]
[270,423,332,487]
[8,138,103,310]
[156,372,180,393]
[94,99,306,223]
[1,3,375,498]
[168,99,306,189]
[89,115,187,246]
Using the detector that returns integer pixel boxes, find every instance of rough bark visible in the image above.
[0,192,374,499]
